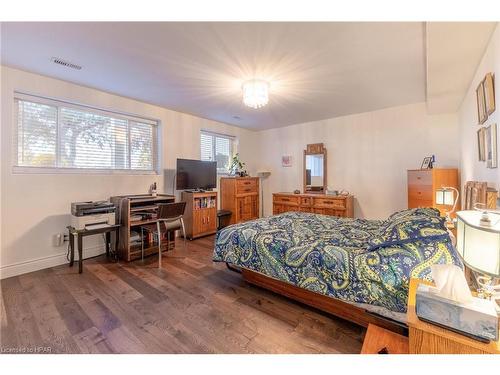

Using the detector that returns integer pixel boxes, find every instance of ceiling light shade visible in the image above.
[242,79,269,109]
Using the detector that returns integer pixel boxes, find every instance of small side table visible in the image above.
[67,225,120,273]
[407,278,500,354]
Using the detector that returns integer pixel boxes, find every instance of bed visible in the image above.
[213,208,462,333]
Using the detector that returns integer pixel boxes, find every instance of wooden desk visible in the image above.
[110,194,176,261]
[407,278,500,354]
[67,224,120,273]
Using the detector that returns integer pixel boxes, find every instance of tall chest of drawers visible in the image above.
[220,177,260,224]
[407,168,459,216]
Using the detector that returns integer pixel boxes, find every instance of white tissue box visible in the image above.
[416,284,499,342]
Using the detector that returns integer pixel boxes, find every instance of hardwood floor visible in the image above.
[0,235,366,354]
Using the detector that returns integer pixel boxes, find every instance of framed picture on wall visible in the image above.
[476,80,488,124]
[282,155,292,167]
[486,123,498,169]
[484,73,496,116]
[477,127,486,161]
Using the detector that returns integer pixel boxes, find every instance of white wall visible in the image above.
[0,66,257,279]
[255,103,459,219]
[458,24,500,191]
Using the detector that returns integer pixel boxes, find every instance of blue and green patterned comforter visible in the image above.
[213,209,462,313]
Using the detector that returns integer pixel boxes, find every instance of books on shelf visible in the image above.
[194,196,216,209]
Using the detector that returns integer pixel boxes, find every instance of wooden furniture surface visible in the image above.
[242,269,406,336]
[220,177,259,225]
[181,191,217,240]
[0,235,367,354]
[67,224,120,273]
[273,192,354,218]
[407,168,459,217]
[304,143,327,194]
[464,181,498,210]
[361,323,409,354]
[110,194,175,261]
[407,278,500,354]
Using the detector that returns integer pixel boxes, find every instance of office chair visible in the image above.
[140,202,187,267]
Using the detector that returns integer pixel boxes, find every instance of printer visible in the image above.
[70,201,116,230]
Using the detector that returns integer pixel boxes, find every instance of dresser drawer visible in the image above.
[300,196,312,206]
[314,197,346,209]
[408,186,433,201]
[408,170,432,186]
[273,195,300,205]
[236,179,258,194]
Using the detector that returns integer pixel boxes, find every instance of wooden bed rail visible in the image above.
[241,268,408,336]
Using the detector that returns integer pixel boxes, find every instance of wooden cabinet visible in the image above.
[181,191,217,239]
[220,177,259,224]
[407,279,500,354]
[407,169,459,216]
[272,193,354,218]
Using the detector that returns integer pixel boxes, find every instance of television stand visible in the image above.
[181,191,217,239]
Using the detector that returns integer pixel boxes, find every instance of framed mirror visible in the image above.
[303,143,327,193]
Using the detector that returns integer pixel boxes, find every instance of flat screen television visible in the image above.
[176,158,217,191]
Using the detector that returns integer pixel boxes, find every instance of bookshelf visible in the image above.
[181,191,217,239]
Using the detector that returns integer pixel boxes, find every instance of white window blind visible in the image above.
[15,94,158,173]
[200,131,235,174]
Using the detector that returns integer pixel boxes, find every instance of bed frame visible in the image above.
[234,266,408,336]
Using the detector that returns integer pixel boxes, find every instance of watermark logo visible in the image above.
[1,346,52,354]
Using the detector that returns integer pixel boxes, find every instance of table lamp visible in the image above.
[436,186,459,224]
[456,210,500,302]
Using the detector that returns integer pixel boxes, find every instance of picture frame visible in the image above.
[477,127,486,161]
[476,80,487,124]
[282,155,292,167]
[484,73,496,116]
[421,156,432,169]
[486,123,498,169]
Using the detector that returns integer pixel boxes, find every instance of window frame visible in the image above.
[200,130,236,175]
[13,92,161,175]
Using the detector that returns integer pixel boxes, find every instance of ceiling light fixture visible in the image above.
[242,79,269,109]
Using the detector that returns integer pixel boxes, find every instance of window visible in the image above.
[200,131,235,174]
[15,94,158,173]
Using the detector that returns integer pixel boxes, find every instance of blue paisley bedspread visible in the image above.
[213,209,462,313]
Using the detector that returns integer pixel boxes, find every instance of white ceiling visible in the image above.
[0,22,494,130]
[1,22,427,130]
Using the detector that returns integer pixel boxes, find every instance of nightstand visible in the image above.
[407,278,500,354]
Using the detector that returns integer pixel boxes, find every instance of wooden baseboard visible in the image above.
[241,269,407,336]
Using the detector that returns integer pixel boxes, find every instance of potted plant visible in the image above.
[229,153,246,176]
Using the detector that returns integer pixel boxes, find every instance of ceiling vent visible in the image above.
[51,57,82,70]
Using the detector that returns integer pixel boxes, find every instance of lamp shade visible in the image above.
[456,210,500,277]
[436,189,454,205]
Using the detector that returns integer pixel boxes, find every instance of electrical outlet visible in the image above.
[52,233,64,247]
